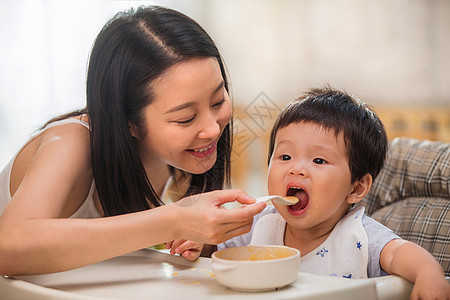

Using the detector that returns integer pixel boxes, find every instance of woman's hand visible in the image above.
[166,240,203,261]
[172,189,266,245]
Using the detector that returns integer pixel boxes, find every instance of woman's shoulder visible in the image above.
[35,117,91,160]
[40,115,90,139]
[37,116,89,149]
[20,115,91,159]
[10,117,92,197]
[7,116,95,218]
[37,116,92,164]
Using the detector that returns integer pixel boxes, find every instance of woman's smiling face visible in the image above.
[133,57,231,174]
[267,122,355,231]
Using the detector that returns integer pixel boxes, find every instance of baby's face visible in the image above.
[267,122,355,232]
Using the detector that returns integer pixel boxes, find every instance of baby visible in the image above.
[218,87,450,299]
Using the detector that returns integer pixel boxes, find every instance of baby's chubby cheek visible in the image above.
[266,166,283,195]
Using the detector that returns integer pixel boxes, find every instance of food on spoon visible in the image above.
[282,196,299,204]
[286,187,309,210]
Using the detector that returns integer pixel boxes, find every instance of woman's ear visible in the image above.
[128,121,140,139]
[346,173,373,205]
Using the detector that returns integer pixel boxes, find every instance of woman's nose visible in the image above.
[197,113,220,139]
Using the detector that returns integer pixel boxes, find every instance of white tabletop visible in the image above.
[1,248,414,300]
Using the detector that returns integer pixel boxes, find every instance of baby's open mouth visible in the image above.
[286,187,309,211]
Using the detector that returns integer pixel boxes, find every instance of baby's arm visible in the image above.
[166,241,217,260]
[380,239,450,300]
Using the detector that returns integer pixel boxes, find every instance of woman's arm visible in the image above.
[0,206,180,275]
[380,239,450,300]
[0,125,265,275]
[0,188,264,275]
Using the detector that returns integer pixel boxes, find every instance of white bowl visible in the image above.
[211,245,300,292]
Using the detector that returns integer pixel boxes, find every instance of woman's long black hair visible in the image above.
[44,6,232,216]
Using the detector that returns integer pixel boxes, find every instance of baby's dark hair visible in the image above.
[268,87,388,183]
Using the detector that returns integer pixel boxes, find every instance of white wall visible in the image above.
[205,0,450,107]
[0,0,183,168]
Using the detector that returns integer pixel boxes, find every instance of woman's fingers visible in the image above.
[206,189,256,206]
[217,202,266,224]
[195,202,265,243]
[220,220,255,242]
[193,218,256,245]
[173,190,266,245]
[178,189,256,208]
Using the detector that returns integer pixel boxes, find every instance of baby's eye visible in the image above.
[313,158,327,164]
[281,154,291,161]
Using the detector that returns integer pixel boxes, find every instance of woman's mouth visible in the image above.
[187,142,216,158]
[286,186,309,215]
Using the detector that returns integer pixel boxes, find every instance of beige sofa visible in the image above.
[357,137,450,276]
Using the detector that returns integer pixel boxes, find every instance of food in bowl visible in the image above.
[212,245,300,292]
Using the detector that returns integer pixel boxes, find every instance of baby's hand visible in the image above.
[166,239,203,261]
[411,270,450,300]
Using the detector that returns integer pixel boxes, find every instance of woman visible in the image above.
[0,6,265,275]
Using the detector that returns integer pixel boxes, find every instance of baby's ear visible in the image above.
[346,173,372,205]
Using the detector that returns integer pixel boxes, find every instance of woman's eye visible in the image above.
[313,158,327,164]
[212,98,225,108]
[281,154,291,161]
[175,115,196,125]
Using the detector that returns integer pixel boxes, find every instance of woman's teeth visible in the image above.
[192,144,213,152]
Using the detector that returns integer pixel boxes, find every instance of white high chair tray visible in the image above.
[1,248,413,300]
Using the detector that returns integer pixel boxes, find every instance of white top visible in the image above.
[250,206,369,279]
[219,206,400,278]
